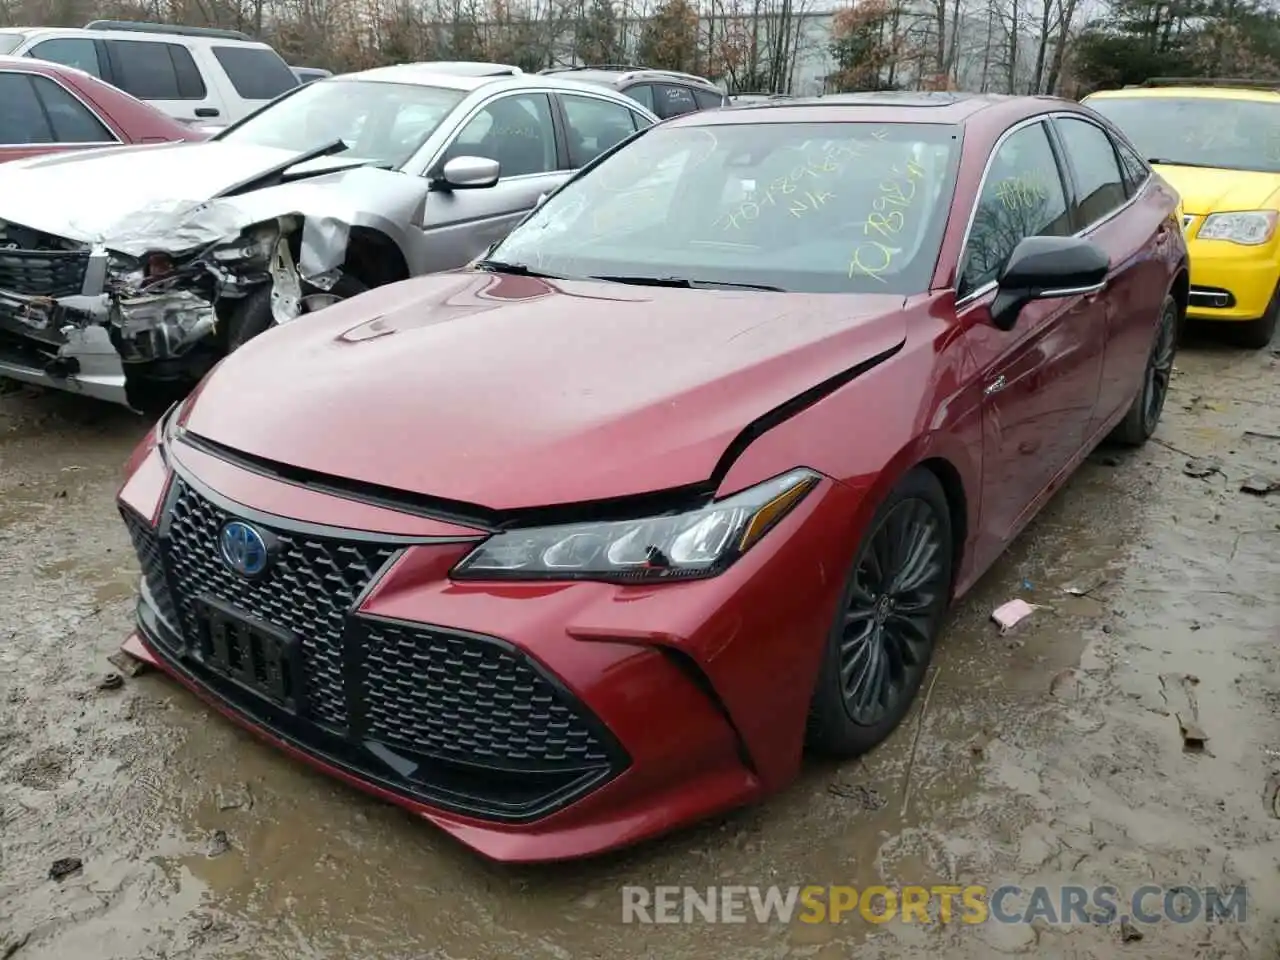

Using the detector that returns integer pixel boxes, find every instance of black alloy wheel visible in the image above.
[807,468,953,757]
[1111,292,1179,447]
[1142,297,1178,435]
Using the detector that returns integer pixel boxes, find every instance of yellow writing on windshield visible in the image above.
[715,141,865,231]
[850,158,926,283]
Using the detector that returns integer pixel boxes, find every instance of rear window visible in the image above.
[105,39,206,99]
[212,45,299,100]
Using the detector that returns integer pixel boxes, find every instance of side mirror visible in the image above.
[990,235,1109,331]
[535,192,548,207]
[432,155,500,191]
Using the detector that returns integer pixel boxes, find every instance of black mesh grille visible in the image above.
[0,249,89,298]
[164,479,396,730]
[362,620,611,768]
[120,505,179,629]
[121,471,629,820]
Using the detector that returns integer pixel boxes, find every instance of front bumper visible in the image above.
[1183,218,1280,322]
[0,244,131,403]
[116,440,849,861]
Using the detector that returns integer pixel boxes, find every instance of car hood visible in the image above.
[182,272,910,511]
[1154,163,1280,215]
[0,140,423,275]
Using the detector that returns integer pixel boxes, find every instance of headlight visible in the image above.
[1197,210,1278,245]
[451,469,821,583]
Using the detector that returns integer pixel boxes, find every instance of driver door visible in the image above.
[419,92,568,270]
[959,119,1107,563]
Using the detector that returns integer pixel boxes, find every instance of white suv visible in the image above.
[0,20,298,127]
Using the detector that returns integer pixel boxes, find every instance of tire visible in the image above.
[1225,288,1279,350]
[806,468,953,758]
[1110,292,1178,447]
[227,273,369,352]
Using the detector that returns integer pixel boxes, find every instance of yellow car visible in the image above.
[1085,81,1280,348]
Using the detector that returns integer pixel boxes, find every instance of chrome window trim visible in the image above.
[0,68,122,147]
[954,110,1146,311]
[1037,281,1106,297]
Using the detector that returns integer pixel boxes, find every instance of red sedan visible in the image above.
[0,55,199,162]
[117,92,1187,862]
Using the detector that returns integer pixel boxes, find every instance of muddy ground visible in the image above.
[1,329,1278,960]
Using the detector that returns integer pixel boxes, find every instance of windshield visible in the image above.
[1087,96,1280,173]
[216,79,465,169]
[489,121,961,294]
[0,32,23,55]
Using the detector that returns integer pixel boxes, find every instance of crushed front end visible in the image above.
[0,216,327,413]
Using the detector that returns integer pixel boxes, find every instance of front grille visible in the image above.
[0,248,89,298]
[164,478,394,730]
[125,473,627,820]
[120,505,178,629]
[362,620,611,768]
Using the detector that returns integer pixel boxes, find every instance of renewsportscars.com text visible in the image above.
[621,884,1248,924]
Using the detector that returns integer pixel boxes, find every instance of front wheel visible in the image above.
[1110,292,1178,447]
[806,468,953,758]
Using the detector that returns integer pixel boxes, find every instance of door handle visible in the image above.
[194,107,220,118]
[984,375,1007,396]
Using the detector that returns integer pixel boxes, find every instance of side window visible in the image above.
[630,109,655,131]
[31,76,114,142]
[0,73,52,144]
[211,46,298,100]
[561,94,637,167]
[1054,117,1128,227]
[961,122,1070,297]
[446,93,555,178]
[106,40,206,99]
[692,88,724,110]
[29,38,103,78]
[168,45,206,98]
[654,83,698,119]
[624,84,655,112]
[1114,136,1150,198]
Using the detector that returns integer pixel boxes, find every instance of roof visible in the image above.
[343,63,658,101]
[0,23,275,47]
[349,62,524,91]
[685,91,1060,126]
[1087,85,1280,102]
[540,65,719,89]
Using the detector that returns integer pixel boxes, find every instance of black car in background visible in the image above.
[539,64,727,118]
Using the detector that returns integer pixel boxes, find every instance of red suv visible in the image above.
[0,55,201,162]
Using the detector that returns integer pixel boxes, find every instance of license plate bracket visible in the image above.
[192,596,302,713]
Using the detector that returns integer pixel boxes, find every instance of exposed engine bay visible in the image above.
[0,144,431,413]
[0,215,331,413]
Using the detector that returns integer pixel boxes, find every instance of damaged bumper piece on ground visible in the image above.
[0,160,425,412]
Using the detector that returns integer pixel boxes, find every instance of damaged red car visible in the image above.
[118,92,1188,862]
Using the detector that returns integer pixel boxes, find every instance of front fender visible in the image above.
[105,168,430,278]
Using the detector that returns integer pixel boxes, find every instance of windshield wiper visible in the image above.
[214,138,351,199]
[589,275,785,292]
[1145,158,1221,169]
[473,259,567,280]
